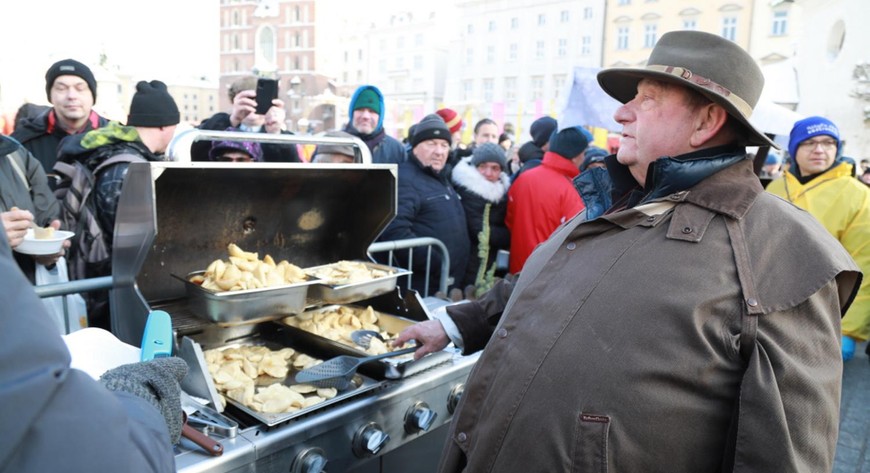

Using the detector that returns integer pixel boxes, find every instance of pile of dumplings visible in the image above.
[283,305,396,355]
[306,260,391,285]
[204,345,338,413]
[191,243,308,292]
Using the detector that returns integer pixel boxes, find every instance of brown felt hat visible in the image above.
[597,30,777,148]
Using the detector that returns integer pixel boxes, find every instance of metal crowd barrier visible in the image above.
[34,238,450,333]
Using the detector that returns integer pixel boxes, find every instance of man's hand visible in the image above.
[33,220,69,266]
[264,99,287,134]
[393,319,450,360]
[229,89,257,128]
[2,208,35,248]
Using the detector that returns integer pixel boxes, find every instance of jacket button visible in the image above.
[746,298,759,307]
[646,216,655,222]
[669,194,681,200]
[682,227,692,234]
[497,328,508,338]
[457,432,467,442]
[566,242,576,250]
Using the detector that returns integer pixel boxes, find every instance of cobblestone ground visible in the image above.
[834,342,870,473]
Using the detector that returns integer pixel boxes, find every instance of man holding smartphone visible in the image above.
[192,75,300,163]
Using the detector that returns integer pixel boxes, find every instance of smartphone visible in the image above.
[255,78,279,115]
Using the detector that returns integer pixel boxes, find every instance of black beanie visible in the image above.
[412,114,452,147]
[127,80,180,127]
[45,58,97,103]
[470,142,507,171]
[529,116,557,147]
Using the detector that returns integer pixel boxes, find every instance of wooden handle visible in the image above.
[182,415,224,456]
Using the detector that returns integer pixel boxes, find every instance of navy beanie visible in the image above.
[471,142,507,171]
[45,58,97,103]
[530,116,557,147]
[580,146,609,171]
[548,126,591,159]
[412,114,452,147]
[788,116,839,160]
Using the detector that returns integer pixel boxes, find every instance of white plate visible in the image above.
[14,229,75,256]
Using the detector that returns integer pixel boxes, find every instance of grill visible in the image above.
[108,131,476,473]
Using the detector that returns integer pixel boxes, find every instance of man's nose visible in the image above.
[614,103,633,124]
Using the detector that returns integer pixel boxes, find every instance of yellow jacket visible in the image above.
[767,161,870,340]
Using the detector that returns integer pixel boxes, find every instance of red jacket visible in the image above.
[506,152,584,273]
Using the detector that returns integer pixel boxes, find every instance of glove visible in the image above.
[100,357,188,444]
[842,335,856,361]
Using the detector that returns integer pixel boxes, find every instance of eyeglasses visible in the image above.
[798,139,837,150]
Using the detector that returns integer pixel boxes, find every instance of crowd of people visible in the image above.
[1,29,869,471]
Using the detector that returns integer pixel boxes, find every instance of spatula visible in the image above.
[294,346,418,390]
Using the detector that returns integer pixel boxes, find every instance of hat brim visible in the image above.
[597,68,779,149]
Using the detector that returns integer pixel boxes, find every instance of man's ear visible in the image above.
[689,103,729,148]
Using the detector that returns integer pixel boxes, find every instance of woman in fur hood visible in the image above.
[451,142,511,291]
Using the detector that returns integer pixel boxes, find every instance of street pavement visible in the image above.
[834,342,870,473]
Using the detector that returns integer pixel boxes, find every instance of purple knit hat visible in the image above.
[208,129,264,162]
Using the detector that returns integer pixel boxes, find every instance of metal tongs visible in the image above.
[294,346,418,390]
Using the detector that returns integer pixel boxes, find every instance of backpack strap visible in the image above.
[93,152,148,175]
[6,151,30,191]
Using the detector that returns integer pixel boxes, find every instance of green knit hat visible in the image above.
[353,88,381,115]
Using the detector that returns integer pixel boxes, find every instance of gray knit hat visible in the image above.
[470,142,507,171]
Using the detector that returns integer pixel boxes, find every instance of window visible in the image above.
[509,43,518,61]
[511,17,519,29]
[396,56,404,69]
[415,33,424,47]
[581,36,591,55]
[560,10,570,22]
[583,7,593,19]
[483,78,494,102]
[463,80,474,101]
[379,59,386,73]
[397,35,405,49]
[487,45,495,63]
[535,40,545,60]
[538,14,546,26]
[721,17,737,41]
[488,20,496,32]
[467,23,474,34]
[504,77,517,102]
[643,23,657,48]
[358,49,363,60]
[558,38,567,57]
[414,55,423,70]
[683,18,697,30]
[771,10,788,36]
[553,74,567,100]
[617,26,629,49]
[618,0,630,5]
[465,47,474,65]
[530,76,544,101]
[257,26,276,64]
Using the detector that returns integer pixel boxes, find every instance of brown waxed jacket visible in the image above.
[442,158,860,473]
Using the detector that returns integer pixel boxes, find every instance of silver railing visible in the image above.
[35,238,450,333]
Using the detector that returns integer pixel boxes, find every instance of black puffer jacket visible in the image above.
[377,155,469,295]
[12,109,108,173]
[451,157,510,287]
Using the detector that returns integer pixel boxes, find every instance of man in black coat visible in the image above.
[378,114,469,297]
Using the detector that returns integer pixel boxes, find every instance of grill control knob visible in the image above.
[447,383,465,414]
[405,401,438,433]
[290,447,327,473]
[352,422,390,458]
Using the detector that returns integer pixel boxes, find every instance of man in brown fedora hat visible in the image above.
[396,31,860,472]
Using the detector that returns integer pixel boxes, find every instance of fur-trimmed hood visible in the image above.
[451,156,510,203]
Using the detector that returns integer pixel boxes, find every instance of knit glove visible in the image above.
[100,357,188,444]
[842,335,856,361]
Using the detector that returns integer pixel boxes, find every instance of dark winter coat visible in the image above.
[378,155,469,295]
[192,112,301,162]
[438,150,860,473]
[12,109,108,173]
[450,157,510,288]
[572,165,613,220]
[0,232,176,473]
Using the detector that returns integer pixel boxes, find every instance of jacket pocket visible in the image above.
[572,412,610,473]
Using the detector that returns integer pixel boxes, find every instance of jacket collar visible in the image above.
[451,157,510,202]
[541,151,580,179]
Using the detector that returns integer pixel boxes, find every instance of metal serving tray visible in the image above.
[305,262,412,305]
[277,305,452,379]
[192,328,382,428]
[174,272,320,326]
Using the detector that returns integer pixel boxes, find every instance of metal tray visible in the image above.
[174,271,320,325]
[305,262,412,305]
[195,328,382,427]
[276,305,452,379]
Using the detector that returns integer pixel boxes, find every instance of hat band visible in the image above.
[646,65,753,119]
[444,114,462,130]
